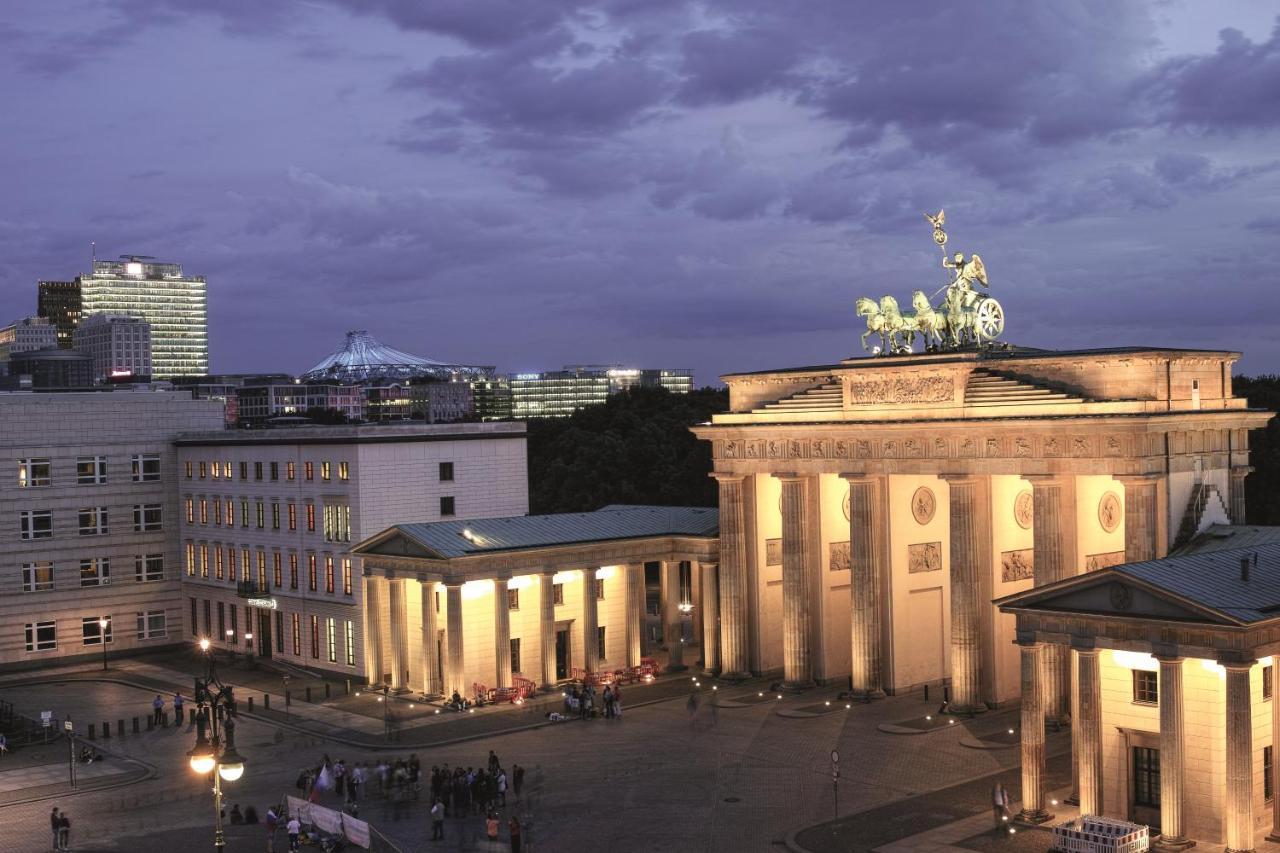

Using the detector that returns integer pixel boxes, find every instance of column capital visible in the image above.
[444,579,465,590]
[773,472,810,483]
[1069,638,1101,654]
[938,472,978,484]
[839,471,875,483]
[1220,658,1257,672]
[1230,466,1255,478]
[710,471,748,484]
[539,568,558,578]
[1023,473,1069,486]
[1016,638,1043,650]
[1154,654,1184,665]
[1114,473,1162,485]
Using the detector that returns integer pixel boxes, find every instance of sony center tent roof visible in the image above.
[301,330,494,383]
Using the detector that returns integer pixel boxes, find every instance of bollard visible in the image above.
[161,710,169,728]
[345,679,351,696]
[285,690,291,708]
[117,719,124,737]
[263,694,270,711]
[88,723,96,740]
[923,684,930,702]
[189,708,197,725]
[247,696,254,712]
[325,683,331,699]
[102,721,110,739]
[146,716,154,731]
[132,717,140,734]
[942,685,950,703]
[305,686,312,703]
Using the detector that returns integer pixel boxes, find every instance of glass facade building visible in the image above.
[510,366,693,418]
[36,281,81,348]
[77,258,208,379]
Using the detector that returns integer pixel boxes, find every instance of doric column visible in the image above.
[420,581,439,695]
[444,582,465,697]
[625,563,644,669]
[582,569,600,673]
[364,575,386,686]
[493,579,512,688]
[1229,467,1252,525]
[778,474,816,690]
[1157,656,1192,849]
[1074,645,1103,816]
[690,563,704,662]
[843,473,886,697]
[714,473,751,679]
[661,561,682,647]
[1018,640,1051,823]
[700,562,720,675]
[1027,475,1076,724]
[1224,661,1255,853]
[942,474,986,713]
[1118,475,1160,563]
[387,578,410,691]
[539,571,557,689]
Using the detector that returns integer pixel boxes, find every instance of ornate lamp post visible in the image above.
[98,617,110,671]
[189,638,247,852]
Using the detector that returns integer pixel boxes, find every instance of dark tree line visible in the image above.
[1235,375,1280,525]
[526,386,729,514]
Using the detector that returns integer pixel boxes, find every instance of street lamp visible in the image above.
[189,638,246,851]
[225,629,235,663]
[244,632,254,670]
[97,617,110,671]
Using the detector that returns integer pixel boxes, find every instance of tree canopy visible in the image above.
[1234,374,1280,525]
[526,386,728,514]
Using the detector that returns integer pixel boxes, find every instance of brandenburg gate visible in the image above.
[692,346,1268,711]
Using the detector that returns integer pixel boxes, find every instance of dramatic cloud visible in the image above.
[0,1,1278,382]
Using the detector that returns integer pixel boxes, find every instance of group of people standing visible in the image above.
[297,752,425,808]
[428,749,527,849]
[48,807,71,852]
[562,682,624,719]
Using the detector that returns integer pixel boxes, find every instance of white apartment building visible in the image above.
[0,316,57,365]
[175,422,528,679]
[0,391,226,670]
[73,314,153,383]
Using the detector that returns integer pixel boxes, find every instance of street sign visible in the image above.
[830,749,839,764]
[64,720,73,732]
[41,711,52,727]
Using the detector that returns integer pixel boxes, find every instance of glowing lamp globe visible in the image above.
[218,760,245,782]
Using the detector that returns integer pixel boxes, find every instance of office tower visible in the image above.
[510,366,694,418]
[73,314,153,383]
[37,282,81,348]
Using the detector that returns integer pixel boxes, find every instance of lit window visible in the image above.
[272,502,280,530]
[306,504,315,532]
[308,554,317,591]
[508,588,520,610]
[135,553,164,582]
[553,583,564,606]
[273,552,283,589]
[345,620,355,666]
[287,461,296,481]
[342,559,352,596]
[291,613,301,656]
[327,617,337,663]
[79,557,110,587]
[79,506,109,536]
[20,510,53,540]
[325,556,335,594]
[288,504,297,531]
[185,461,193,479]
[198,461,207,479]
[256,501,264,529]
[240,500,249,527]
[338,461,349,481]
[21,561,54,592]
[321,461,331,481]
[185,498,194,524]
[223,461,231,479]
[218,547,227,580]
[310,615,319,659]
[290,553,298,589]
[18,458,52,487]
[200,544,209,578]
[305,461,314,481]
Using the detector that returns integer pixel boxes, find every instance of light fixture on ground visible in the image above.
[188,638,247,851]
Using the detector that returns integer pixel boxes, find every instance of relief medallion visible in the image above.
[911,486,937,525]
[1014,490,1034,530]
[1098,491,1122,533]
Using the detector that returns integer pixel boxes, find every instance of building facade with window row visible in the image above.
[0,391,225,669]
[175,422,528,677]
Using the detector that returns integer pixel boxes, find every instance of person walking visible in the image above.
[990,782,1010,833]
[286,816,301,852]
[686,690,700,728]
[485,812,500,842]
[265,805,279,852]
[151,694,164,726]
[508,815,522,853]
[496,768,507,806]
[430,798,445,841]
[512,764,524,802]
[49,807,60,851]
[57,810,70,852]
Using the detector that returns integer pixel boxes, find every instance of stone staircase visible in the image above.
[964,369,1086,407]
[1173,483,1231,550]
[754,381,843,413]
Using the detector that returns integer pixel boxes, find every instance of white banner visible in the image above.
[285,796,371,849]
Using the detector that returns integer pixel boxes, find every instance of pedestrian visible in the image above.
[991,782,1010,833]
[287,815,301,852]
[265,805,280,851]
[487,750,499,774]
[152,694,164,726]
[509,815,522,853]
[430,798,445,841]
[49,807,60,851]
[485,812,500,841]
[57,810,71,852]
[512,764,524,801]
[173,692,185,727]
[613,683,623,718]
[687,690,700,728]
[497,768,507,806]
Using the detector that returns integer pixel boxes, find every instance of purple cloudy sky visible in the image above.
[3,1,1279,382]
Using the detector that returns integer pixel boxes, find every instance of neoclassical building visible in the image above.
[690,346,1269,712]
[352,506,718,695]
[999,531,1280,849]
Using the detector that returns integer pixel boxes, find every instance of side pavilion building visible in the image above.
[691,346,1270,712]
[352,506,718,696]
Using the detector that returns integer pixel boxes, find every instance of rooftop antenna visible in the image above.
[91,241,96,264]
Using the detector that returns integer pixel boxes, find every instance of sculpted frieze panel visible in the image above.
[829,541,850,572]
[908,542,942,573]
[959,438,978,458]
[985,437,1002,457]
[787,439,807,459]
[1043,437,1062,457]
[1013,437,1033,457]
[1104,436,1124,457]
[812,439,831,459]
[904,438,924,458]
[1071,436,1092,457]
[855,439,872,459]
[883,439,899,458]
[767,439,782,459]
[1001,549,1034,582]
[834,439,851,459]
[932,437,950,457]
[1086,551,1126,572]
[847,375,954,406]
